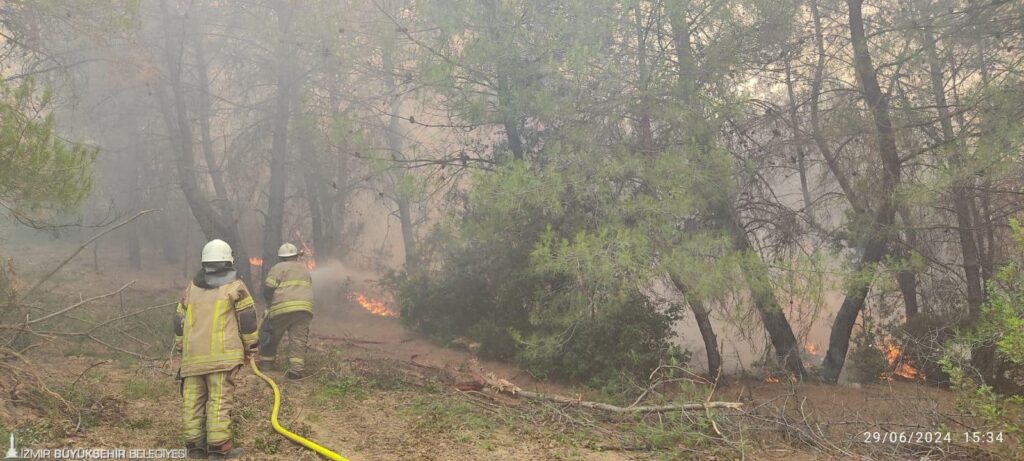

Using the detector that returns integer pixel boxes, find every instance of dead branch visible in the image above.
[482,374,742,413]
[82,334,156,360]
[70,360,111,389]
[19,210,155,301]
[3,281,136,327]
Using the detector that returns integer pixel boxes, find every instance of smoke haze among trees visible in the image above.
[2,0,1024,396]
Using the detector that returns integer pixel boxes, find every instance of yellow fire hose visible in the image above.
[249,357,349,461]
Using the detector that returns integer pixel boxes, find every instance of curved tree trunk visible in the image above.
[154,0,251,285]
[667,1,805,378]
[821,0,902,383]
[669,275,722,379]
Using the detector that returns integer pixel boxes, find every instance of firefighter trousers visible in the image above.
[181,367,237,445]
[257,310,312,373]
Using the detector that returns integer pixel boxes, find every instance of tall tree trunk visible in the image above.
[783,57,813,221]
[668,1,805,378]
[303,155,325,257]
[821,0,902,383]
[809,0,861,213]
[261,0,295,270]
[669,275,722,379]
[154,0,251,284]
[896,206,919,319]
[192,17,230,202]
[480,0,524,162]
[923,30,984,319]
[381,42,419,271]
[127,145,143,270]
[727,213,807,378]
[386,102,418,269]
[640,3,721,378]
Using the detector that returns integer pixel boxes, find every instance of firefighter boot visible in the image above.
[185,439,205,459]
[207,441,242,460]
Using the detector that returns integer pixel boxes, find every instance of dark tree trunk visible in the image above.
[668,1,805,378]
[821,0,902,383]
[386,98,418,270]
[261,0,295,272]
[192,18,230,202]
[480,0,524,162]
[783,57,813,221]
[636,6,720,378]
[728,212,807,378]
[821,238,887,382]
[923,29,984,319]
[669,275,722,379]
[896,206,919,319]
[380,37,419,271]
[154,0,251,285]
[497,76,524,160]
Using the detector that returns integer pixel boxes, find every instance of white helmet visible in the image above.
[201,239,234,263]
[278,242,300,258]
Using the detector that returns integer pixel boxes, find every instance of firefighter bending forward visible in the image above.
[257,242,314,379]
[174,239,258,459]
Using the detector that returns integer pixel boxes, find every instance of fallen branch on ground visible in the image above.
[480,373,743,413]
[2,281,135,327]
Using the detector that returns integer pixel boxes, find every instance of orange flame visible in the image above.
[352,292,398,317]
[297,235,316,270]
[804,342,821,356]
[764,376,780,384]
[879,338,924,381]
[249,257,263,267]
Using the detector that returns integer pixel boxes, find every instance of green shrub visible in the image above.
[387,154,720,387]
[940,220,1024,437]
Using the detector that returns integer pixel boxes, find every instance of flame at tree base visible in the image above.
[879,338,925,381]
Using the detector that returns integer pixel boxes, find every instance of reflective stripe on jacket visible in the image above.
[175,279,256,377]
[264,260,313,317]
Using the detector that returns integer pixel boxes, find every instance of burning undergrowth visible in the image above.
[309,259,398,318]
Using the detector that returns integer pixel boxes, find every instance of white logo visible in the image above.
[4,432,16,459]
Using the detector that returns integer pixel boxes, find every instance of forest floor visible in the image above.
[1,243,1019,460]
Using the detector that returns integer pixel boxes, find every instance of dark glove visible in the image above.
[176,369,183,396]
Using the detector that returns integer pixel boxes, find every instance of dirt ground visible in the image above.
[1,244,1019,460]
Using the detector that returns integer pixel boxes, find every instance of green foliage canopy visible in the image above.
[0,79,96,227]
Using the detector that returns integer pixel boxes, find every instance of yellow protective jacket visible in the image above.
[264,260,314,318]
[175,272,257,377]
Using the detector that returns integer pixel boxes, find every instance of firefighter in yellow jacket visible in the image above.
[174,239,258,459]
[257,242,314,379]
